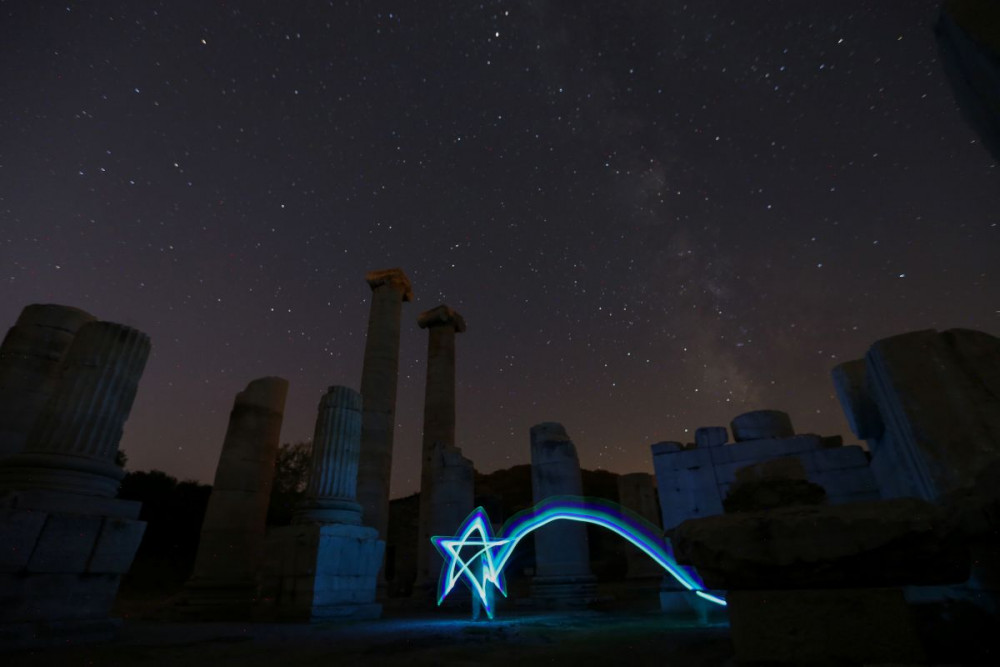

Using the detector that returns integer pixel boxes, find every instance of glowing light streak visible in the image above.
[432,496,726,619]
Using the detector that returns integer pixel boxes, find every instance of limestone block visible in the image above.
[714,434,823,466]
[27,514,103,573]
[730,410,794,442]
[650,441,684,456]
[0,509,46,572]
[831,359,884,439]
[86,517,146,574]
[694,427,727,448]
[4,488,141,520]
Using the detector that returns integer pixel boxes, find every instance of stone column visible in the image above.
[0,304,96,460]
[0,321,150,497]
[529,422,596,606]
[356,268,412,541]
[616,472,664,579]
[298,385,363,525]
[427,442,475,584]
[260,385,383,621]
[179,377,288,619]
[415,305,466,590]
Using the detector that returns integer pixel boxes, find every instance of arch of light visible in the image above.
[431,496,726,619]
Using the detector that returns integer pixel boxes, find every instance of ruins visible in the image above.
[528,422,597,606]
[260,386,383,621]
[0,314,150,648]
[414,304,470,593]
[177,377,289,619]
[357,268,412,547]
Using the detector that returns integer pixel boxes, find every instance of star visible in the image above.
[431,506,510,618]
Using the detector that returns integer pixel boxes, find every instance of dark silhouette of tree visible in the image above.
[266,440,312,526]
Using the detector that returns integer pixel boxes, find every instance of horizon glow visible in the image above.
[431,496,726,618]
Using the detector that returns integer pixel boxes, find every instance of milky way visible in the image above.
[2,1,997,496]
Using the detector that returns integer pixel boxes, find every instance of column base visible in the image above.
[0,452,124,498]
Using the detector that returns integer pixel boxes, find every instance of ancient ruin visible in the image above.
[261,386,383,621]
[414,304,469,592]
[0,304,96,460]
[177,377,289,618]
[357,268,412,545]
[528,422,596,606]
[0,318,151,648]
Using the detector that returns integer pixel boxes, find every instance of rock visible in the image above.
[730,410,794,442]
[673,497,970,590]
[723,457,827,513]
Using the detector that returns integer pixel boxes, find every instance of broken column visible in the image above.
[0,319,150,649]
[356,268,412,543]
[0,304,96,460]
[529,422,596,606]
[414,304,468,591]
[616,472,663,580]
[427,441,475,574]
[261,386,383,621]
[178,377,289,619]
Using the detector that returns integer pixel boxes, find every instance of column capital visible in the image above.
[365,268,413,301]
[417,304,466,332]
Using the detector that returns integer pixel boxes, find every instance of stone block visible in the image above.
[730,410,794,442]
[27,514,103,573]
[831,359,884,439]
[86,517,146,574]
[0,572,121,623]
[694,427,727,448]
[650,441,684,456]
[0,509,46,572]
[3,488,141,519]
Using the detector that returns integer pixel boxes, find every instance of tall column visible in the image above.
[180,376,288,618]
[529,422,596,606]
[415,305,466,590]
[0,304,96,460]
[298,385,363,525]
[356,268,412,541]
[0,321,150,497]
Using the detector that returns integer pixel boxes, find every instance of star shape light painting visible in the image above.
[432,498,727,619]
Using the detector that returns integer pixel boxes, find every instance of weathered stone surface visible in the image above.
[180,377,288,618]
[616,472,662,579]
[0,321,150,498]
[357,268,411,546]
[87,517,146,574]
[297,386,363,525]
[0,304,96,460]
[415,304,466,591]
[842,328,1000,501]
[673,497,970,590]
[722,457,827,513]
[530,422,596,606]
[831,359,883,439]
[426,442,474,579]
[729,410,794,442]
[0,572,122,623]
[726,588,925,664]
[260,522,384,621]
[26,514,103,573]
[0,509,46,572]
[694,427,727,448]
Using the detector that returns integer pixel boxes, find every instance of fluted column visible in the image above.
[0,304,96,460]
[0,320,150,497]
[357,268,412,540]
[297,385,363,525]
[415,305,467,590]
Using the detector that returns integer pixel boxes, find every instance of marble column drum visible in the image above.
[0,320,150,497]
[298,385,363,525]
[0,304,96,461]
[356,268,412,541]
[529,422,597,607]
[179,376,288,618]
[415,304,466,590]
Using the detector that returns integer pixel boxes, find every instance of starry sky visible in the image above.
[1,1,997,497]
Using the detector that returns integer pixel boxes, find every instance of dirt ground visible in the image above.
[5,609,735,667]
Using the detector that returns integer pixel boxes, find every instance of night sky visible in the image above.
[1,1,997,498]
